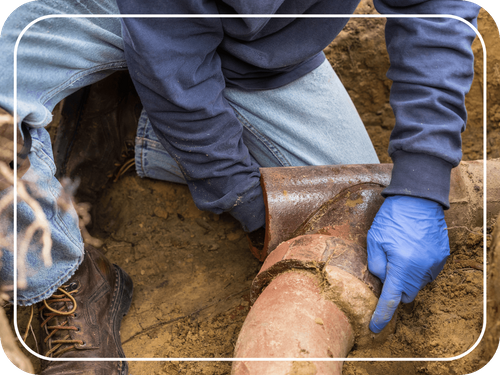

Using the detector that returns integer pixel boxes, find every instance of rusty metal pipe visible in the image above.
[252,159,499,260]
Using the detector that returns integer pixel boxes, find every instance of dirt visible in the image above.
[342,232,488,375]
[9,1,500,374]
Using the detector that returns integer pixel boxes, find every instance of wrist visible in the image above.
[384,195,444,210]
[383,150,453,209]
[228,184,266,233]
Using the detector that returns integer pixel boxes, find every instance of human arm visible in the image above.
[116,0,270,232]
[369,0,481,332]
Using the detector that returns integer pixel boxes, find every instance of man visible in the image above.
[0,0,480,373]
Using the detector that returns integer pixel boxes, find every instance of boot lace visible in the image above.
[39,284,84,357]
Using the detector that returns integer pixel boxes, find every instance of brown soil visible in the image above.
[9,1,500,374]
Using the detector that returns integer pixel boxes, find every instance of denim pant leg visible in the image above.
[136,58,379,184]
[135,110,186,184]
[0,0,125,305]
[224,58,380,167]
[1,128,86,306]
[0,0,125,127]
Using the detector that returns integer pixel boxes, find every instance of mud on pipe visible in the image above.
[233,160,499,374]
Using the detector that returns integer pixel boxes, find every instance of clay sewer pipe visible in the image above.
[232,160,500,375]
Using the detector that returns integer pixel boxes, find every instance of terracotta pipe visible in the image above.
[234,160,499,374]
[233,231,395,374]
[232,271,353,375]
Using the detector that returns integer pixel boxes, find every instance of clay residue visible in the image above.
[346,196,363,207]
[290,361,318,375]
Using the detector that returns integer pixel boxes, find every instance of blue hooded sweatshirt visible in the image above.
[116,0,480,232]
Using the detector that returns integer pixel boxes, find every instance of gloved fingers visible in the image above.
[367,229,388,283]
[403,262,444,304]
[429,255,449,281]
[369,272,402,334]
[401,286,420,304]
[399,263,444,304]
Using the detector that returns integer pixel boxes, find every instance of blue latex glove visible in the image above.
[367,195,450,333]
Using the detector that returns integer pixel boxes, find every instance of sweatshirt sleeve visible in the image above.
[116,0,265,232]
[373,0,480,208]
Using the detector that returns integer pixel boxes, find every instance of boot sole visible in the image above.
[111,264,134,375]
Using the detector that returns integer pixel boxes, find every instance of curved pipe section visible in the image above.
[232,271,353,375]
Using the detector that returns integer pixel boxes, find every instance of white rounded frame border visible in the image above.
[10,12,488,363]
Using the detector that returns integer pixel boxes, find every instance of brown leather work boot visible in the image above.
[53,71,142,204]
[37,245,133,375]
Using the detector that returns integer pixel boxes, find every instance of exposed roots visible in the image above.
[73,201,103,248]
[0,161,52,289]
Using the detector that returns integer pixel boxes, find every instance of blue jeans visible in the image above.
[0,0,378,306]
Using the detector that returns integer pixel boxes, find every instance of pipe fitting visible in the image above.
[251,233,395,348]
[233,232,395,375]
[233,271,353,375]
[233,160,499,374]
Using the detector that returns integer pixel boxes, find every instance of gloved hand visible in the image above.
[367,195,450,333]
